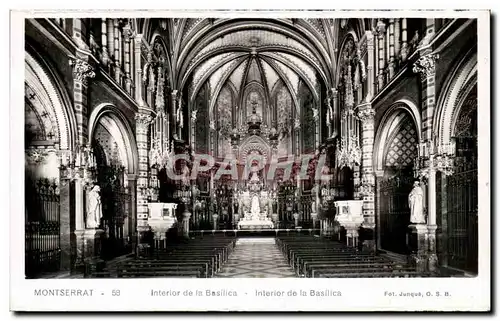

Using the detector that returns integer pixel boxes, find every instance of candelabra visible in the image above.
[59,145,97,186]
[414,140,455,179]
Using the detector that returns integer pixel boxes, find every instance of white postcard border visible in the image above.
[9,9,491,312]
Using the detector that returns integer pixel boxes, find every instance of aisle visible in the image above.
[215,237,296,278]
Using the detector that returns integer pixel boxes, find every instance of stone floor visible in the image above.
[215,237,296,278]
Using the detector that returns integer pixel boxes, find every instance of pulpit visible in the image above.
[333,200,364,247]
[147,203,177,248]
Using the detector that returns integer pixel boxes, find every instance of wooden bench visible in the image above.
[117,265,204,278]
[119,261,210,278]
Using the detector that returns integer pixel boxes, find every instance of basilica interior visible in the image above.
[24,17,478,278]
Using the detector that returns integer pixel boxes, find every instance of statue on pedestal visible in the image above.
[86,184,102,229]
[409,181,425,224]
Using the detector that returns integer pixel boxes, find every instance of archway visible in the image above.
[88,104,138,260]
[24,49,76,277]
[374,103,420,255]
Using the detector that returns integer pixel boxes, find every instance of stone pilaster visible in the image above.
[135,112,153,229]
[413,51,440,273]
[357,105,376,251]
[69,57,95,146]
[413,52,439,142]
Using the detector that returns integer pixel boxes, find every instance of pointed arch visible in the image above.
[433,47,477,146]
[373,99,422,172]
[88,104,139,175]
[25,47,76,150]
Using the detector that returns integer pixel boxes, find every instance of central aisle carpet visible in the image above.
[215,237,296,278]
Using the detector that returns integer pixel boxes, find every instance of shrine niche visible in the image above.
[299,80,316,154]
[194,84,209,153]
[241,85,268,128]
[275,81,293,158]
[216,85,234,158]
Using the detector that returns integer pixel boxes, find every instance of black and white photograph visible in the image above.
[9,9,490,312]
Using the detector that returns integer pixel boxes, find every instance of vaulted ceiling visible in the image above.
[140,17,371,114]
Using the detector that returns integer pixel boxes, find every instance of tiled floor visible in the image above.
[215,237,297,278]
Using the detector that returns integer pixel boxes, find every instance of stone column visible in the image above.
[374,170,384,250]
[365,31,375,100]
[71,18,89,50]
[388,19,396,79]
[135,112,153,231]
[357,105,376,252]
[127,175,137,253]
[113,19,121,84]
[134,34,145,104]
[106,19,115,75]
[376,19,386,90]
[331,89,338,137]
[171,90,178,139]
[58,177,72,271]
[400,18,409,61]
[394,19,401,63]
[101,18,109,66]
[123,25,132,94]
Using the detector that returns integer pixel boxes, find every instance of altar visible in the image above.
[237,167,274,230]
[237,194,274,230]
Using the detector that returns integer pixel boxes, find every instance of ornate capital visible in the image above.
[376,20,386,36]
[413,54,439,79]
[135,113,153,128]
[357,108,375,123]
[26,149,52,165]
[70,58,95,85]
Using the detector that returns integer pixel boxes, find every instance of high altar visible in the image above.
[237,169,274,230]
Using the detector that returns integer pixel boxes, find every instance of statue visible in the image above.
[250,195,261,220]
[409,181,425,224]
[86,185,102,229]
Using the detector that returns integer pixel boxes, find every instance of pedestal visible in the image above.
[212,214,219,231]
[427,224,438,273]
[74,229,105,276]
[293,213,300,228]
[311,213,318,234]
[408,224,429,273]
[182,211,191,239]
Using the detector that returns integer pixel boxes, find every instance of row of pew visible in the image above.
[276,235,428,278]
[89,235,236,278]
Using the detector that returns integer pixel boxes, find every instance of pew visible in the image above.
[276,235,420,278]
